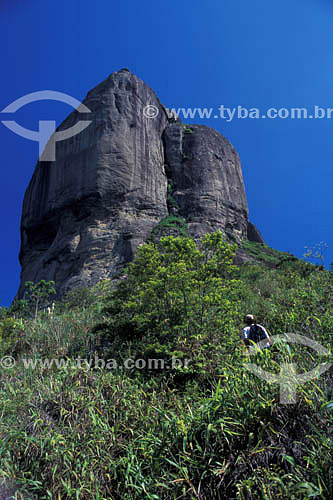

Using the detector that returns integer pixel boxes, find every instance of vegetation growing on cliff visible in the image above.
[166,179,180,213]
[0,233,332,499]
[151,214,188,238]
[241,240,293,266]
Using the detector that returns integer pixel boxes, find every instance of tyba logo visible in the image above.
[244,333,331,404]
[1,90,92,161]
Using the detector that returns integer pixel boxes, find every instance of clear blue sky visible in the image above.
[1,0,333,306]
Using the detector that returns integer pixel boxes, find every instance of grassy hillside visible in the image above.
[241,240,296,267]
[0,233,332,499]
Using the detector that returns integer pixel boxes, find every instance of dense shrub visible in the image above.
[0,233,332,499]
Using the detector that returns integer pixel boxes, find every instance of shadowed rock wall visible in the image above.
[17,69,256,298]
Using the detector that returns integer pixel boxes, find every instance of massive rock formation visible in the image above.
[17,69,260,298]
[163,123,248,242]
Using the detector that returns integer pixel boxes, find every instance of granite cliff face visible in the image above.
[163,123,248,242]
[17,69,261,298]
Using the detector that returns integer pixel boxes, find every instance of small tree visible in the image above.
[9,299,29,319]
[303,241,328,267]
[0,307,9,320]
[107,231,240,374]
[23,280,56,320]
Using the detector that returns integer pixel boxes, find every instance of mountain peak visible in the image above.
[17,72,257,298]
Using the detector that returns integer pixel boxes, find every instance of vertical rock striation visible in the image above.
[17,69,257,298]
[163,123,248,242]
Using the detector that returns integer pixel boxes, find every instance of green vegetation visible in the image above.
[23,279,56,320]
[183,125,194,135]
[166,179,180,212]
[303,241,328,267]
[0,232,332,499]
[151,215,188,238]
[242,239,295,266]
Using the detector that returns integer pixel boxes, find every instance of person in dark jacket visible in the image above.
[242,314,271,349]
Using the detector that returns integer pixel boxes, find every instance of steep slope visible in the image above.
[17,69,253,297]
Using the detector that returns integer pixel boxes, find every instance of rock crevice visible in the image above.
[17,69,260,298]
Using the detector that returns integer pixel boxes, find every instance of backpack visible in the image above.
[249,323,266,343]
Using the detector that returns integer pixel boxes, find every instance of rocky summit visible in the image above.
[17,69,262,298]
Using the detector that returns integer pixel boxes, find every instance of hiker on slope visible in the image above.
[242,314,271,350]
